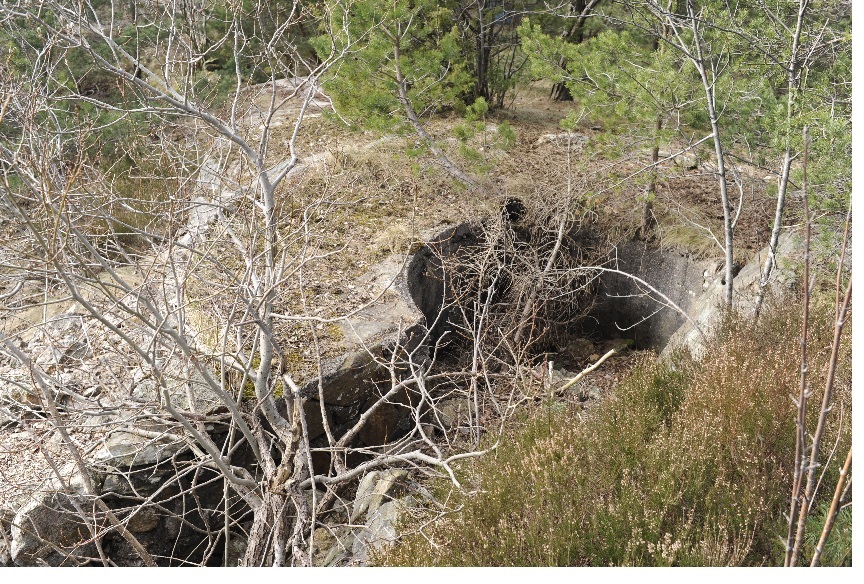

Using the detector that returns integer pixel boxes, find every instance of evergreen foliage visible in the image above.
[313,0,473,130]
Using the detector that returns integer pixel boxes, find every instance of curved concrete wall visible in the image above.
[581,240,708,351]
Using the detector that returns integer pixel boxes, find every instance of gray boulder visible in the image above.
[0,536,9,567]
[432,397,472,431]
[664,230,804,359]
[27,313,90,372]
[351,469,407,523]
[347,469,412,565]
[96,431,189,470]
[0,507,12,566]
[351,497,415,565]
[9,466,101,566]
[0,368,39,409]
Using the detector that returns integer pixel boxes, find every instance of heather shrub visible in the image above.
[382,302,851,566]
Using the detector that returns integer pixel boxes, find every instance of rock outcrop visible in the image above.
[663,230,804,359]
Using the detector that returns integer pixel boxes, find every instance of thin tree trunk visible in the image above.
[243,490,292,566]
[476,3,489,102]
[787,128,851,565]
[551,0,600,101]
[810,446,852,566]
[687,4,734,305]
[789,280,851,565]
[641,57,664,238]
[784,172,811,566]
[754,0,809,318]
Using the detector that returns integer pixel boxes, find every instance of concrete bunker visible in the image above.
[405,219,710,356]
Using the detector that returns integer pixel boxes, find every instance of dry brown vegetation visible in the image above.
[380,297,852,566]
